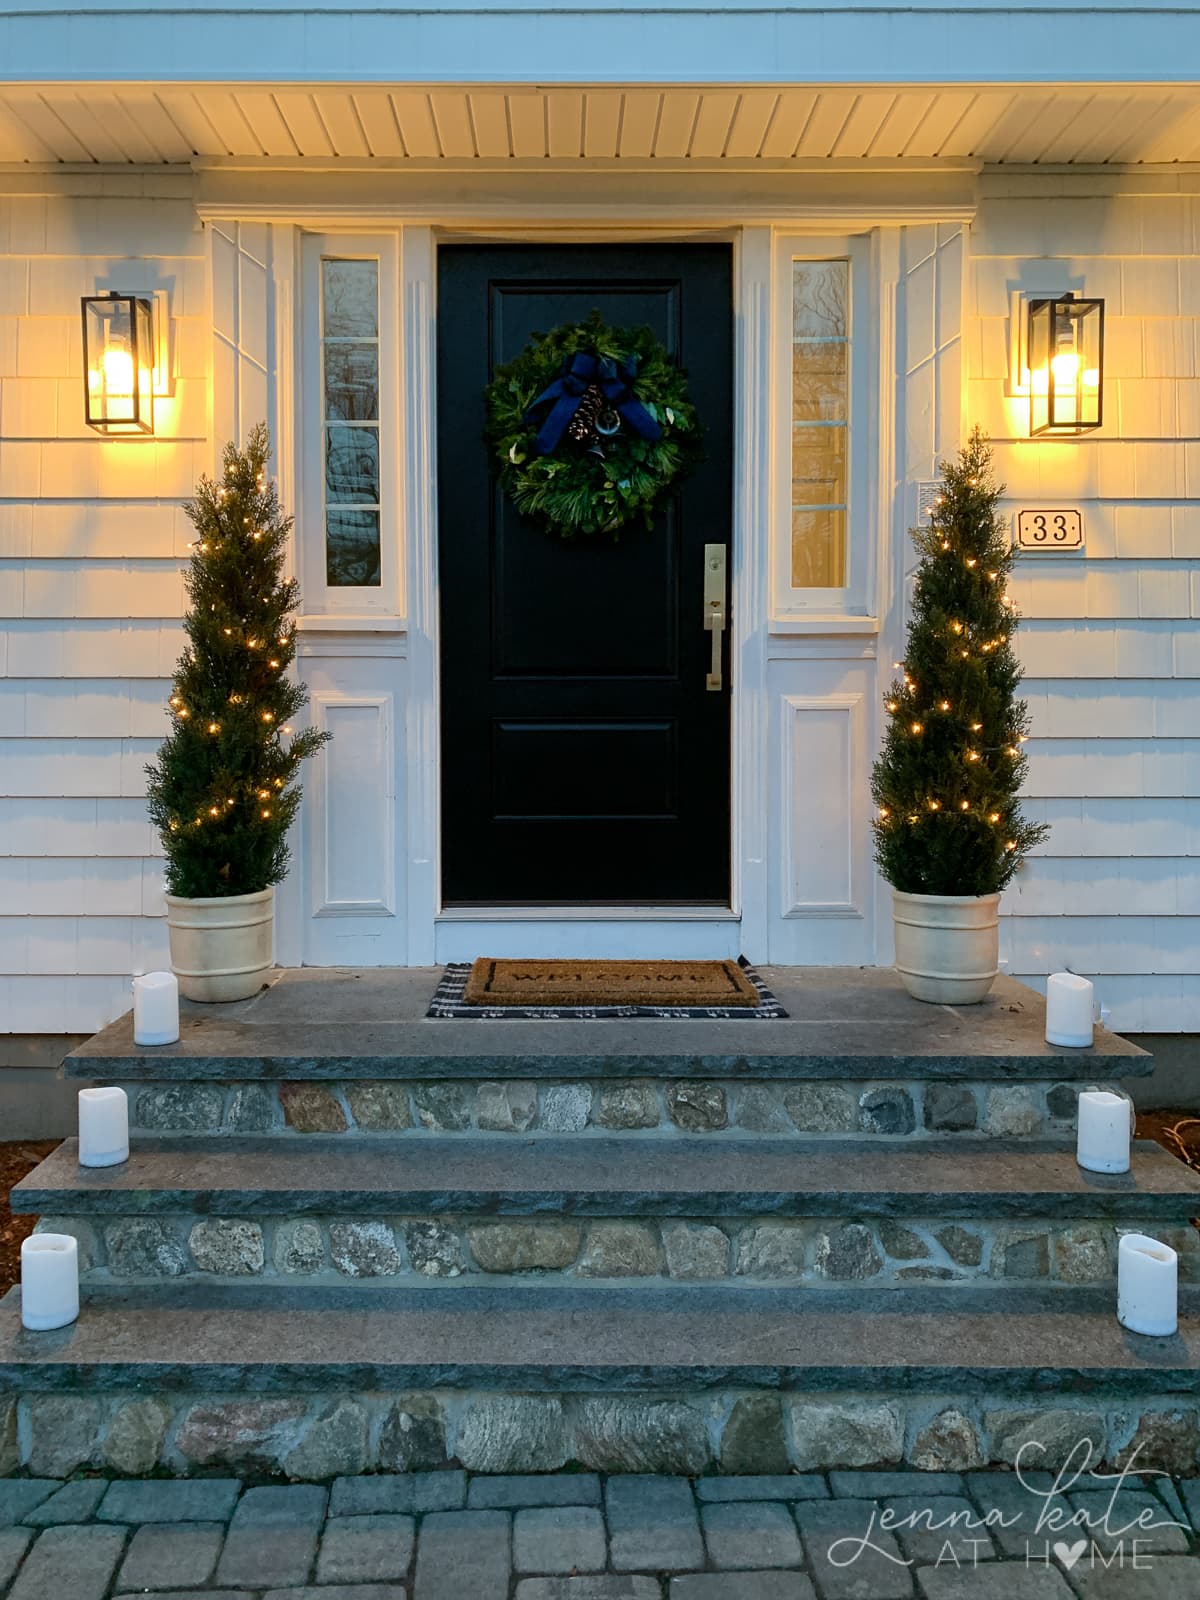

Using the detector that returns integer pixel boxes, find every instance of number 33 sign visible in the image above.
[1015,508,1084,550]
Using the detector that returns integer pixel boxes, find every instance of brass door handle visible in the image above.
[703,543,727,691]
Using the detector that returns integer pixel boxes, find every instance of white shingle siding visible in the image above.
[0,180,203,1033]
[971,180,1200,1031]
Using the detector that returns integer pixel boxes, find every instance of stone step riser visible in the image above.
[114,1077,1117,1141]
[39,1213,1200,1290]
[13,1384,1199,1480]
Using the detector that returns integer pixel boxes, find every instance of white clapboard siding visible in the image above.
[971,183,1200,1030]
[0,189,202,1031]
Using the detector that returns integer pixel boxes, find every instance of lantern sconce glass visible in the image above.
[1026,292,1104,437]
[81,291,155,435]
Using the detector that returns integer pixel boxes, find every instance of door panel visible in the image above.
[437,243,732,904]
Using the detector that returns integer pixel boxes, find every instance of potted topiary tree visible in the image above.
[146,425,330,1001]
[871,429,1049,1003]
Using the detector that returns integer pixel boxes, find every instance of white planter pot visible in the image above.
[891,889,1001,1005]
[165,888,274,1003]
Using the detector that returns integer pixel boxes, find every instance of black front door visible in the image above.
[438,243,733,905]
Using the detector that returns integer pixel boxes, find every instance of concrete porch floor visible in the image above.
[67,967,1147,1081]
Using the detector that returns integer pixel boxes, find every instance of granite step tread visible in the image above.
[65,969,1148,1081]
[15,1136,1200,1220]
[1,1281,1197,1394]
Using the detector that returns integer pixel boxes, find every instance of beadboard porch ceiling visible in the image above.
[3,84,1200,168]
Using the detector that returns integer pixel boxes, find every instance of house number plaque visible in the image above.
[1015,508,1084,551]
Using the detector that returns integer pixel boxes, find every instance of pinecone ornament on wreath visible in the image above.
[566,383,604,445]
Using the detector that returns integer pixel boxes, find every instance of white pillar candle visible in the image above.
[1118,1232,1178,1337]
[78,1086,129,1168]
[133,970,179,1046]
[1045,971,1094,1048]
[1076,1087,1132,1175]
[20,1234,79,1332]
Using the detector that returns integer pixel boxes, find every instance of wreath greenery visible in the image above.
[484,311,702,538]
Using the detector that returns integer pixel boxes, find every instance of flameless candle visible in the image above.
[1118,1233,1178,1337]
[1076,1087,1132,1175]
[1045,971,1094,1048]
[133,970,179,1046]
[78,1086,129,1168]
[20,1234,79,1331]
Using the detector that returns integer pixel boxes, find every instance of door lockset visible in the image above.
[703,543,727,692]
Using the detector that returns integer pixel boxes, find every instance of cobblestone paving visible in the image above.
[0,1468,1196,1598]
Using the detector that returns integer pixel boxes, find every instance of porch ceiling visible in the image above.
[2,84,1200,168]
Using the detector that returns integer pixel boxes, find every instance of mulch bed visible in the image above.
[0,1142,58,1295]
[1138,1110,1200,1180]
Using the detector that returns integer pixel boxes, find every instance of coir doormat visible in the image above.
[427,957,787,1019]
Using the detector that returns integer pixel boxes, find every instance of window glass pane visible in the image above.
[321,256,381,587]
[792,509,846,589]
[324,343,379,421]
[323,259,379,338]
[791,258,849,589]
[326,424,379,503]
[326,508,381,588]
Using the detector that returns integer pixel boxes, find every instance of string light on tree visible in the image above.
[869,428,1048,896]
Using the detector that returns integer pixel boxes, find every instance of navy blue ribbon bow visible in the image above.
[526,351,663,455]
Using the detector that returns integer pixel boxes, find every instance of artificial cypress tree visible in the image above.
[871,429,1049,896]
[146,424,329,899]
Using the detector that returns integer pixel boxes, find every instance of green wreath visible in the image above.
[484,311,702,538]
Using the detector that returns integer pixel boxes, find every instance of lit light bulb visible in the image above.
[261,712,274,723]
[258,789,270,800]
[960,800,970,812]
[989,812,1001,823]
[887,701,899,713]
[878,807,890,819]
[971,722,982,732]
[282,725,293,735]
[908,813,919,824]
[274,778,284,788]
[169,695,181,708]
[99,343,134,398]
[911,722,923,735]
[928,799,940,811]
[268,659,280,669]
[1004,840,1017,851]
[247,638,260,649]
[965,558,977,569]
[939,700,951,712]
[261,808,271,819]
[951,621,964,635]
[208,805,219,817]
[941,540,951,551]
[966,750,980,763]
[207,722,220,734]
[223,628,232,636]
[1051,351,1080,388]
[177,707,189,718]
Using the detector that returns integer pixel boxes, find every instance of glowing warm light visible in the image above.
[1051,351,1080,388]
[207,722,220,734]
[878,807,890,819]
[989,812,1001,823]
[960,800,970,811]
[939,700,951,712]
[966,750,980,763]
[911,722,923,735]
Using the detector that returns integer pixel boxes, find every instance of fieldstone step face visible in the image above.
[66,969,1149,1084]
[36,1211,1200,1290]
[2,1369,1200,1478]
[106,1076,1129,1140]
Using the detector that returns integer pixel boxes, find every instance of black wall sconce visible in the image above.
[81,291,155,434]
[1027,292,1104,437]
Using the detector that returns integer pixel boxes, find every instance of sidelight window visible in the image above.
[790,259,849,588]
[300,232,400,618]
[321,258,382,587]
